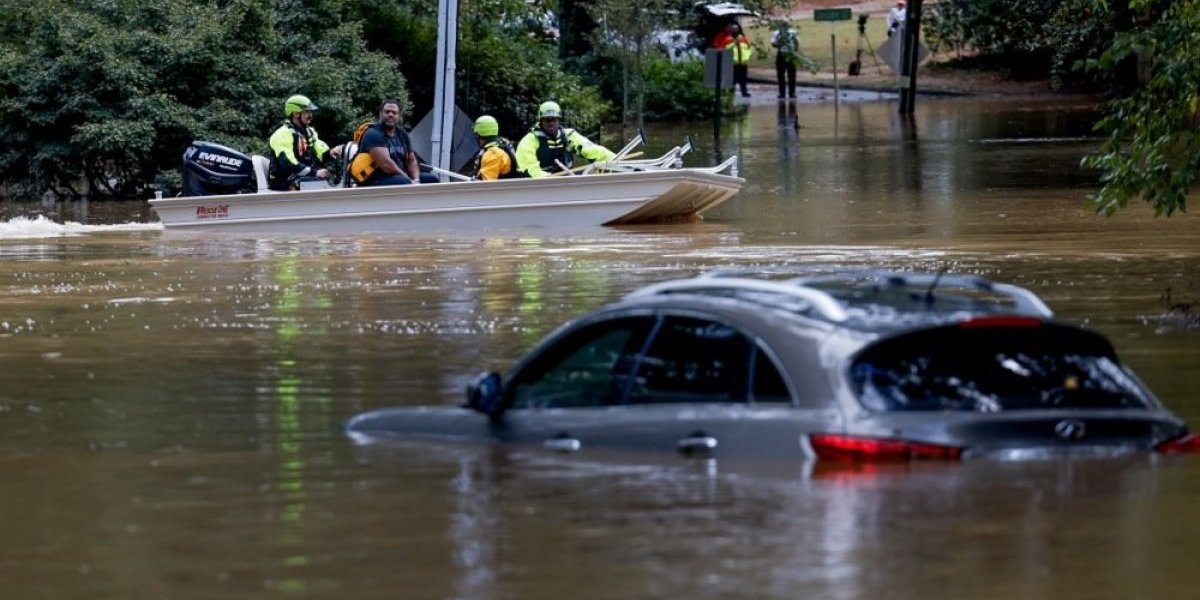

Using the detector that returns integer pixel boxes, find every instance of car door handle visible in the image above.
[677,432,718,455]
[544,433,582,453]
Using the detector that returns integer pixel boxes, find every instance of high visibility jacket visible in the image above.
[515,126,616,178]
[267,121,331,191]
[471,137,523,180]
[725,35,755,64]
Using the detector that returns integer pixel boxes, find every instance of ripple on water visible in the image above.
[0,215,161,239]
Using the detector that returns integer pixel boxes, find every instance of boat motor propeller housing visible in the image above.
[182,141,256,196]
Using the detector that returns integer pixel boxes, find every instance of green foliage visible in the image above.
[0,0,404,199]
[1043,0,1116,91]
[921,0,969,56]
[1081,0,1200,216]
[577,0,795,127]
[924,0,1118,84]
[585,0,683,128]
[353,0,611,139]
[641,58,726,121]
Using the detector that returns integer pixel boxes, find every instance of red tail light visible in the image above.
[810,434,963,461]
[958,316,1043,328]
[1155,433,1200,454]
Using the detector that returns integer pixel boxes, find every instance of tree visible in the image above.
[0,0,404,199]
[353,0,611,141]
[1081,0,1199,216]
[586,0,680,132]
[923,0,1123,87]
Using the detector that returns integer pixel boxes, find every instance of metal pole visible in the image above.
[713,51,723,144]
[903,0,922,113]
[897,22,910,112]
[431,0,458,176]
[830,30,839,109]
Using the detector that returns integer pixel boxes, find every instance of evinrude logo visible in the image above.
[198,152,244,168]
[1054,419,1086,441]
[196,204,230,219]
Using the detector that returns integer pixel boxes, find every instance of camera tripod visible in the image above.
[849,15,884,76]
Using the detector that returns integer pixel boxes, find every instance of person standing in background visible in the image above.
[887,0,907,37]
[724,23,754,98]
[771,23,799,99]
[712,21,735,49]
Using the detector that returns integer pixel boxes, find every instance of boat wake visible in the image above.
[0,215,162,239]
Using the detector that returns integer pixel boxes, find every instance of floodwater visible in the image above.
[2,94,1199,599]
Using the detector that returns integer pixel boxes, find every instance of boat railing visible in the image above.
[421,162,473,182]
[416,135,735,181]
[584,139,736,176]
[582,130,645,175]
[687,155,738,177]
[612,136,695,169]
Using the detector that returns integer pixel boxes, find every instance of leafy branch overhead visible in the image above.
[1081,0,1200,217]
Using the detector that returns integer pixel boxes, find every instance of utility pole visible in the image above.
[431,0,458,175]
[898,0,923,113]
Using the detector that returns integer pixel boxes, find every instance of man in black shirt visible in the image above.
[354,99,439,186]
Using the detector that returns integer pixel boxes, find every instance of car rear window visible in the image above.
[849,322,1156,412]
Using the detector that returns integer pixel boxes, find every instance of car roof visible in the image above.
[700,3,760,18]
[620,270,1055,335]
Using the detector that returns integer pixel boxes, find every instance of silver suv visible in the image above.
[347,271,1200,461]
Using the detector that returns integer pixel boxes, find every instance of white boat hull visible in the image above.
[150,168,743,233]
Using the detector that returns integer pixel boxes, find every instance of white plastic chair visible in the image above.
[251,155,274,193]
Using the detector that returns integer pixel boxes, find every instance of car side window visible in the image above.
[509,317,654,409]
[623,316,758,405]
[751,344,792,403]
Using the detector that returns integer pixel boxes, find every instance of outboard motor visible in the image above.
[182,141,256,196]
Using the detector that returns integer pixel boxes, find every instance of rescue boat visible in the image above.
[150,138,742,234]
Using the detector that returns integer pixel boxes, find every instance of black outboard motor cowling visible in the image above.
[182,141,257,196]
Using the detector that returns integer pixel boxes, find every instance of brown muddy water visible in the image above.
[1,95,1198,599]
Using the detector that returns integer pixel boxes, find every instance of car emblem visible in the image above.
[1054,419,1086,441]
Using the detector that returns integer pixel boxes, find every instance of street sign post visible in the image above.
[704,49,733,143]
[813,8,852,107]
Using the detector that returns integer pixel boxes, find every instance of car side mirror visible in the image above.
[466,371,505,417]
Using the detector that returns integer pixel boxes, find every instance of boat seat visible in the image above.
[340,142,359,187]
[251,155,274,193]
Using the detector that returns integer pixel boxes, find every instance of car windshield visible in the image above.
[849,323,1156,412]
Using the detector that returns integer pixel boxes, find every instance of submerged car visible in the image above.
[346,270,1200,462]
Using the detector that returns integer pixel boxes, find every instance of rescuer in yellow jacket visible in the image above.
[515,101,615,178]
[267,94,343,191]
[724,23,755,98]
[469,115,523,180]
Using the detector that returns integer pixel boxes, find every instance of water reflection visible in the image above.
[350,437,1200,599]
